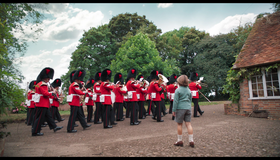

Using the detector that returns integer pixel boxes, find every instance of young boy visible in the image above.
[172,75,194,147]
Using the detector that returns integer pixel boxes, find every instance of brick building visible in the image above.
[224,12,280,119]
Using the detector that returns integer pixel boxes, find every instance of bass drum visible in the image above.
[111,91,115,104]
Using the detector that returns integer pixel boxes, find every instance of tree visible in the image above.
[108,12,158,54]
[179,27,209,76]
[0,3,47,115]
[193,34,236,100]
[110,32,180,80]
[61,24,115,90]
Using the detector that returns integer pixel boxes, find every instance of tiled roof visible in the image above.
[232,12,280,69]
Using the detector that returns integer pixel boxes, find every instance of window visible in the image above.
[248,67,280,99]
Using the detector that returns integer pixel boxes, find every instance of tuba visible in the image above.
[158,74,169,86]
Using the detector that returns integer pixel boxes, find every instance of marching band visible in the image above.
[25,66,204,136]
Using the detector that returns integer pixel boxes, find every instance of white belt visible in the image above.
[36,94,43,96]
[70,94,79,96]
[128,91,136,93]
[102,94,111,96]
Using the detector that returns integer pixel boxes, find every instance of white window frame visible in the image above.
[248,66,280,100]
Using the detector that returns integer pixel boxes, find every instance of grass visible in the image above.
[0,101,229,123]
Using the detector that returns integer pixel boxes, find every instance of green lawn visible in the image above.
[0,101,229,123]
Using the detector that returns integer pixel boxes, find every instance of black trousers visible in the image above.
[115,102,124,120]
[32,107,56,134]
[50,106,62,122]
[147,100,155,116]
[67,106,87,131]
[102,105,114,127]
[127,101,139,123]
[125,101,130,118]
[192,98,202,116]
[138,101,146,119]
[153,101,162,121]
[160,99,166,115]
[94,102,102,123]
[169,101,173,113]
[80,105,85,118]
[87,105,93,122]
[26,108,35,125]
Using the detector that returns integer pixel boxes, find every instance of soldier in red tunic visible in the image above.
[189,72,204,117]
[166,74,178,120]
[50,78,64,122]
[85,78,95,123]
[100,69,115,128]
[149,70,165,122]
[67,69,91,133]
[126,68,141,125]
[146,76,155,117]
[32,67,63,136]
[113,73,127,121]
[93,72,103,124]
[136,75,148,119]
[26,80,36,126]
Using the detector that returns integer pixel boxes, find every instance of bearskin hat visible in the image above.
[169,74,177,84]
[190,72,198,81]
[127,68,137,80]
[29,80,37,90]
[38,67,54,81]
[101,69,112,82]
[69,70,76,83]
[85,78,95,88]
[72,69,86,82]
[51,78,61,88]
[150,70,159,80]
[166,76,170,85]
[94,72,101,81]
[114,73,124,84]
[146,76,151,83]
[137,74,144,81]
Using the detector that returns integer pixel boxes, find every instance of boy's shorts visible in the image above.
[174,109,191,123]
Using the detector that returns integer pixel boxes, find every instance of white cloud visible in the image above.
[13,4,105,43]
[53,41,79,55]
[16,41,79,89]
[109,10,112,15]
[207,13,257,36]
[157,3,173,8]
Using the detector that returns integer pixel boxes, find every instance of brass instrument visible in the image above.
[59,87,66,103]
[158,74,168,89]
[79,82,87,104]
[48,82,59,99]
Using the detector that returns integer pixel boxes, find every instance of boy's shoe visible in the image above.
[174,141,183,147]
[189,141,195,148]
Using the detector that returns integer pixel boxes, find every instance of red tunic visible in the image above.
[27,90,36,108]
[188,82,202,99]
[100,82,114,105]
[35,81,53,108]
[167,84,178,101]
[126,80,140,102]
[68,82,85,106]
[146,85,152,100]
[149,81,163,101]
[136,86,147,101]
[114,84,127,103]
[85,88,94,106]
[94,83,101,103]
[50,92,59,107]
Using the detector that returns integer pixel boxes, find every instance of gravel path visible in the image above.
[3,104,280,157]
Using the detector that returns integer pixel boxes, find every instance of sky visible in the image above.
[13,3,273,90]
